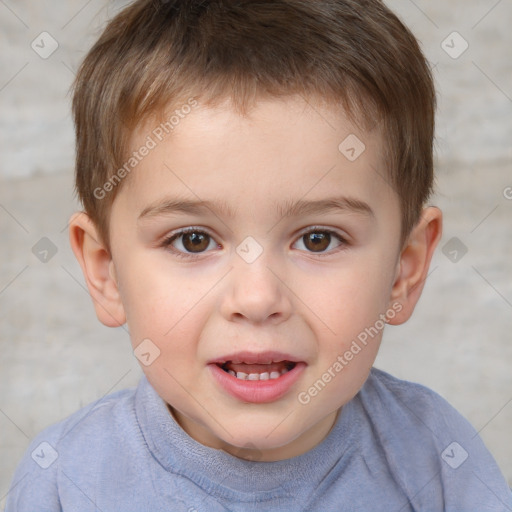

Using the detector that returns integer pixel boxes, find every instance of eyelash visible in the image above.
[161,226,349,260]
[161,227,220,260]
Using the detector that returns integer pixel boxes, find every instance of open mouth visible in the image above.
[209,356,306,403]
[217,361,297,381]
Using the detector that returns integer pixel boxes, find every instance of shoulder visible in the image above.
[37,384,139,453]
[353,367,512,510]
[359,366,487,463]
[5,384,139,512]
[362,367,468,429]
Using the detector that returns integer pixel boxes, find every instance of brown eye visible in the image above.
[163,229,218,258]
[293,229,347,255]
[181,232,210,253]
[302,232,331,252]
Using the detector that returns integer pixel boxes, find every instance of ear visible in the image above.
[387,206,442,325]
[68,212,126,327]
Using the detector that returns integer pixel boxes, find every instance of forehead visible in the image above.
[117,95,397,223]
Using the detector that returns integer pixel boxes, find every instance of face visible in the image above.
[108,96,403,461]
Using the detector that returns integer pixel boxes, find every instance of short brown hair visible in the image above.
[72,0,436,250]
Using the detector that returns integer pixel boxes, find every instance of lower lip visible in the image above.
[208,363,306,404]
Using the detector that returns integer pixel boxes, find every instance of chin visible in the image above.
[222,421,308,454]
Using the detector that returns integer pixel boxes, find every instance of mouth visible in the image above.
[217,360,297,381]
[207,351,306,403]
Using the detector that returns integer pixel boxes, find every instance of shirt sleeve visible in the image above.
[5,430,62,512]
[366,368,512,511]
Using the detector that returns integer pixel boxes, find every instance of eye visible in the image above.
[293,228,348,254]
[162,228,219,258]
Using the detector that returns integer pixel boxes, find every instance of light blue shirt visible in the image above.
[6,368,512,511]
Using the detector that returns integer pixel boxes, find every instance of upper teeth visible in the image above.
[231,360,274,364]
[227,369,289,380]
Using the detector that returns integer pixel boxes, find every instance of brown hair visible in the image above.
[72,0,436,250]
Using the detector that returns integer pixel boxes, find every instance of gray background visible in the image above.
[1,0,511,506]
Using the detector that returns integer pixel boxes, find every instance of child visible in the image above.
[6,0,512,510]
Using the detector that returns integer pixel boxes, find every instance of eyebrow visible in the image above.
[276,196,374,219]
[138,195,375,221]
[138,198,236,220]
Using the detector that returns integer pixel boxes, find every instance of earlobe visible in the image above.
[68,212,126,327]
[387,207,442,325]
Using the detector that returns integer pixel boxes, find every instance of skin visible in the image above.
[69,95,442,462]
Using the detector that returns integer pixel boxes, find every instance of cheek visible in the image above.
[115,253,213,354]
[303,259,393,338]
[301,262,392,403]
[114,252,173,340]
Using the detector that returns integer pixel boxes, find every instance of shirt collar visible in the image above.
[135,375,360,498]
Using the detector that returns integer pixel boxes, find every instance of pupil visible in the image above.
[306,232,330,252]
[184,232,208,252]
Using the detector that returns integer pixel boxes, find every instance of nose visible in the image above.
[220,256,292,325]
